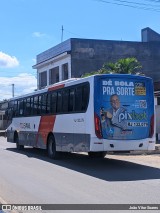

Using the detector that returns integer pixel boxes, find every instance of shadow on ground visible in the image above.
[7,147,160,182]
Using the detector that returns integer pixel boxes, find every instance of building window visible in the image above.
[49,67,59,85]
[39,71,47,89]
[62,63,68,81]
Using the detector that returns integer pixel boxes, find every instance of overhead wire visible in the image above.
[144,0,160,3]
[94,0,160,12]
[109,0,160,7]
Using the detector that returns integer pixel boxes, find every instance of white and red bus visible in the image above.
[6,74,155,158]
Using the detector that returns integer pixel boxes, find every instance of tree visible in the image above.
[110,57,142,74]
[82,57,143,77]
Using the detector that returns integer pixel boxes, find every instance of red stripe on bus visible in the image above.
[48,84,65,91]
[37,115,56,145]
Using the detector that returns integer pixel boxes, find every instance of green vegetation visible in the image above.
[82,57,143,77]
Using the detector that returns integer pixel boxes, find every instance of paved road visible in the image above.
[0,137,160,213]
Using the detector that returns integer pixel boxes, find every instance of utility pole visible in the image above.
[12,83,14,98]
[61,25,64,42]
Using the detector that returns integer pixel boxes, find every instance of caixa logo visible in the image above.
[118,110,147,122]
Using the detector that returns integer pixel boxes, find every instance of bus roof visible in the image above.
[8,74,152,101]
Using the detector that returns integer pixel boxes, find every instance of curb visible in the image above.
[107,144,160,156]
[112,145,160,156]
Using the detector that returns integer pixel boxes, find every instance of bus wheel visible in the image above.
[88,152,106,158]
[15,134,24,150]
[47,135,59,159]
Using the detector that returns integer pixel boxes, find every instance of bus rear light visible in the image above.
[94,113,103,139]
[149,114,154,138]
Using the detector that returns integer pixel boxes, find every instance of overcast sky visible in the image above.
[0,0,159,100]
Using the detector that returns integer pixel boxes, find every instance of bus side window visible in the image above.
[41,94,47,114]
[23,99,27,116]
[46,94,50,114]
[30,97,34,115]
[75,86,83,112]
[68,88,75,112]
[13,100,18,117]
[26,98,31,116]
[37,95,41,115]
[62,90,69,113]
[17,101,20,116]
[50,92,57,114]
[33,96,38,115]
[19,100,24,116]
[82,84,89,111]
[57,91,62,113]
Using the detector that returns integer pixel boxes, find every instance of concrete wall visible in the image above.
[142,27,160,42]
[33,28,160,87]
[70,38,160,82]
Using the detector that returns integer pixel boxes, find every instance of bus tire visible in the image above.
[88,151,106,158]
[47,135,59,159]
[15,133,24,150]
